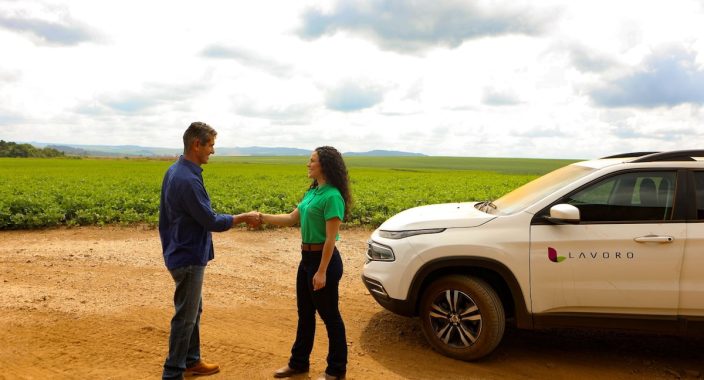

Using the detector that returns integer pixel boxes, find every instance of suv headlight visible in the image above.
[366,241,395,262]
[378,228,446,239]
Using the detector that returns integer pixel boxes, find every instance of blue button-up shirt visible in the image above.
[159,156,233,269]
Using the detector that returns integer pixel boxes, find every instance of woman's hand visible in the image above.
[258,208,300,227]
[313,271,327,291]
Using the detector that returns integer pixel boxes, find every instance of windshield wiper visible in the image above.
[476,200,497,213]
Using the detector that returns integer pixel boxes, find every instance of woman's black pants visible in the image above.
[288,248,347,377]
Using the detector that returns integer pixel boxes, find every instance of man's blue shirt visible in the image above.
[159,156,233,269]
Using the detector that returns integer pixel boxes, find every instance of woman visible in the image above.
[257,146,351,380]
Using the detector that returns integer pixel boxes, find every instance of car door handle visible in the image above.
[634,235,674,243]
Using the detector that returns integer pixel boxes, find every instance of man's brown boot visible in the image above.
[184,359,220,376]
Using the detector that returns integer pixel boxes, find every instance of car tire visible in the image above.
[419,275,505,361]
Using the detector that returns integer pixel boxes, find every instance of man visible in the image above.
[159,121,257,380]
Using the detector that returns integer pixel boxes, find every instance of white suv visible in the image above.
[362,150,704,360]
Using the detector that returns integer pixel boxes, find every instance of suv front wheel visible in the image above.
[419,275,505,361]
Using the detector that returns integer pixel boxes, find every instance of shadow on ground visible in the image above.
[359,310,704,379]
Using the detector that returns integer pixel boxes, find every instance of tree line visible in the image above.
[0,140,65,158]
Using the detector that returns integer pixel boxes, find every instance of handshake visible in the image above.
[239,211,263,229]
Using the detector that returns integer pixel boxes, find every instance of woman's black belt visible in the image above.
[301,243,325,251]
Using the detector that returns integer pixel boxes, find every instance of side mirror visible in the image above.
[545,204,580,224]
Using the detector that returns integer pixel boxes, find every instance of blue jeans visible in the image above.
[288,248,347,377]
[163,265,205,380]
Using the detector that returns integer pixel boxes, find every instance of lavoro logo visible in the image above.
[548,246,636,263]
[548,247,565,263]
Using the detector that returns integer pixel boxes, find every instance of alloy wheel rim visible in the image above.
[428,289,482,348]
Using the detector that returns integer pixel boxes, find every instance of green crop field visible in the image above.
[0,156,577,229]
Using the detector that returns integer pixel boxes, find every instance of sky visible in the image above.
[1,0,704,159]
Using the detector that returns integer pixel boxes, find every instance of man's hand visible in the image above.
[244,211,261,228]
[234,211,261,228]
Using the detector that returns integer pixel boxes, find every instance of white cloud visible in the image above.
[482,87,522,106]
[1,0,704,158]
[201,45,294,77]
[324,81,385,112]
[298,0,555,53]
[590,46,704,108]
[0,1,101,45]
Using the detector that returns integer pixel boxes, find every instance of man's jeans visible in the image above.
[163,265,205,380]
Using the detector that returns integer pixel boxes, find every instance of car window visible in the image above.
[562,171,676,222]
[694,172,704,220]
[495,164,595,215]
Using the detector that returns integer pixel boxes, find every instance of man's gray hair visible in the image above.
[183,122,217,154]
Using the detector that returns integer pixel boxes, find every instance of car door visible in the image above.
[680,171,704,317]
[529,170,685,316]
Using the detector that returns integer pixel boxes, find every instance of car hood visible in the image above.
[378,202,496,230]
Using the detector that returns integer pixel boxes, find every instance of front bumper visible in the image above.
[361,274,414,316]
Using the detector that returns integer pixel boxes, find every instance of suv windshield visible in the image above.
[493,164,595,215]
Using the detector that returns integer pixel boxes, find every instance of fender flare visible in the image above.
[407,256,533,329]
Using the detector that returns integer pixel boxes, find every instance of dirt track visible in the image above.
[1,226,702,380]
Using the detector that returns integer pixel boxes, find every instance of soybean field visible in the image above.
[0,156,576,229]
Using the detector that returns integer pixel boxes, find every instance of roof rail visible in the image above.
[630,150,704,162]
[601,152,658,159]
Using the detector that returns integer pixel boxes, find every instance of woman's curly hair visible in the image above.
[310,146,352,220]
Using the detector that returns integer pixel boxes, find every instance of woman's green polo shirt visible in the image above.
[298,184,345,244]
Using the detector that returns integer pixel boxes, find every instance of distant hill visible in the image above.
[47,145,122,157]
[344,149,426,157]
[216,146,312,156]
[28,143,425,157]
[43,144,179,157]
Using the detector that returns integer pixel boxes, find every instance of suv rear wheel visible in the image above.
[419,275,505,361]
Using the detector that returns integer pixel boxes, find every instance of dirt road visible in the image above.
[0,227,702,379]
